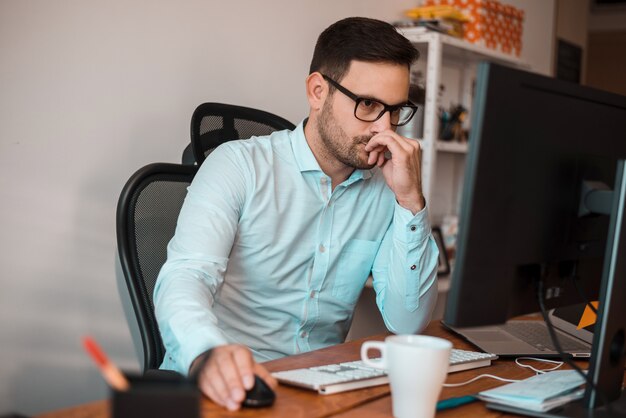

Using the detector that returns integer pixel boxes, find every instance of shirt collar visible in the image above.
[290,119,373,181]
[291,119,321,173]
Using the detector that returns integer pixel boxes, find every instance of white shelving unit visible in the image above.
[398,28,527,226]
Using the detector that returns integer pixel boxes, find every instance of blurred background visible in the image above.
[1,0,624,415]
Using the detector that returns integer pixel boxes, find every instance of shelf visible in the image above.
[436,141,468,154]
[397,26,527,230]
[398,28,527,68]
[418,139,469,153]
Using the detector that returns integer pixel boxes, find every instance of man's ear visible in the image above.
[306,72,327,111]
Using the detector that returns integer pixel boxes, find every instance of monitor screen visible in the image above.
[443,62,626,410]
[444,62,626,328]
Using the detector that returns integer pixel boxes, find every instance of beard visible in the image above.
[316,99,376,170]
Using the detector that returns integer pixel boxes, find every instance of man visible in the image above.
[154,16,439,411]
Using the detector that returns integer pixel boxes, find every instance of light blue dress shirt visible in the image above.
[154,120,439,374]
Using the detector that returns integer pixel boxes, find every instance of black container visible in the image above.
[112,373,200,418]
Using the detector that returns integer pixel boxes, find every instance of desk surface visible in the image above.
[37,321,617,418]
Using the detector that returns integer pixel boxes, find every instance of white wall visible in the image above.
[555,0,590,79]
[508,0,557,75]
[556,0,590,46]
[0,0,555,415]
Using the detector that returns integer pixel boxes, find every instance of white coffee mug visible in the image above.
[361,335,452,418]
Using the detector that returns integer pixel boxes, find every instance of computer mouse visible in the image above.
[242,375,276,408]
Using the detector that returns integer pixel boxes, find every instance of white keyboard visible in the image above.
[272,348,497,394]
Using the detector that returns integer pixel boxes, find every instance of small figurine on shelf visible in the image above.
[439,104,467,141]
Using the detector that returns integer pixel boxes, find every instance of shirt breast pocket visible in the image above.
[332,239,379,304]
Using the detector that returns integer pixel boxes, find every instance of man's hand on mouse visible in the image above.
[190,344,277,411]
[364,130,425,215]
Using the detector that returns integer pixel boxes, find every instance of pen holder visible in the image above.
[112,372,200,418]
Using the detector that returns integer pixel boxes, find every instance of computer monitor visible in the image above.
[444,62,626,415]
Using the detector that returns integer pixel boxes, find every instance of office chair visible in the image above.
[117,162,198,371]
[118,104,293,369]
[190,102,296,165]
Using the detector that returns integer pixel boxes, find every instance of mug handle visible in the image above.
[360,341,387,370]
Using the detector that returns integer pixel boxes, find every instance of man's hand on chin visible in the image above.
[364,130,425,214]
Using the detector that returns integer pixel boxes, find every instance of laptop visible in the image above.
[443,303,595,358]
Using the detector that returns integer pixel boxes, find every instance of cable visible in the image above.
[443,373,520,387]
[443,356,564,388]
[536,278,612,412]
[440,273,604,396]
[514,357,564,374]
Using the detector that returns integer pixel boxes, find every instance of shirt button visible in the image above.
[410,265,417,270]
[310,290,317,298]
[410,225,417,231]
[300,331,308,338]
[319,244,326,253]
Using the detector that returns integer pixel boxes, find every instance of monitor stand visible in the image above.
[489,160,626,418]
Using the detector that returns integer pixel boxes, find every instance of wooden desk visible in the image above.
[37,321,612,418]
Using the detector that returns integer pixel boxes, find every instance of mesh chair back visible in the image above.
[117,163,198,371]
[190,102,295,165]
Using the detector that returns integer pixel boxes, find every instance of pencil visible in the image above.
[82,336,130,391]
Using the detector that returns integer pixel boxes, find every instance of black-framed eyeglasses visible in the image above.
[322,74,418,127]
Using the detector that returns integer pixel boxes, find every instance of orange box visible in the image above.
[422,0,524,56]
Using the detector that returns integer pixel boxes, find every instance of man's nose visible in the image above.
[369,110,393,134]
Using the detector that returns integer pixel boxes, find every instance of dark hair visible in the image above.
[309,17,419,82]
